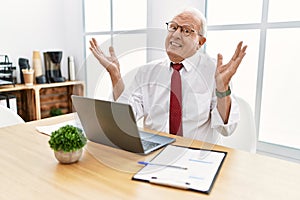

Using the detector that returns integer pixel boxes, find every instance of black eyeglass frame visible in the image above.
[166,21,202,37]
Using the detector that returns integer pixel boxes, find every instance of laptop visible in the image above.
[71,95,175,154]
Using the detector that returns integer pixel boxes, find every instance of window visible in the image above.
[83,0,300,161]
[205,29,259,111]
[206,0,300,161]
[84,0,110,32]
[83,0,147,98]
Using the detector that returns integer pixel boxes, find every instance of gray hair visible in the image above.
[179,7,207,37]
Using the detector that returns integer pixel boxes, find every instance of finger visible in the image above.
[109,46,119,65]
[109,46,117,58]
[89,38,97,49]
[89,47,94,54]
[235,51,247,67]
[217,53,223,68]
[89,40,96,49]
[235,45,247,65]
[90,47,112,68]
[92,38,98,47]
[89,47,102,60]
[229,50,247,73]
[235,46,247,68]
[89,46,97,54]
[231,41,243,61]
[217,53,227,73]
[90,38,102,51]
[240,45,247,56]
[90,39,104,55]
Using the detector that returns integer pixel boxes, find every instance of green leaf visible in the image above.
[48,125,87,152]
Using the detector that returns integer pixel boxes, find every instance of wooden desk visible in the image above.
[0,114,300,200]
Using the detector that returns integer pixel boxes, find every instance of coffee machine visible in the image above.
[43,51,66,83]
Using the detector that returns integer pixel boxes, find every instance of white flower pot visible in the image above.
[54,149,83,164]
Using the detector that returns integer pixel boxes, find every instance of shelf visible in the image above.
[0,55,16,86]
[0,81,85,121]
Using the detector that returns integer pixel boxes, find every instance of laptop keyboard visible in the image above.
[141,139,160,151]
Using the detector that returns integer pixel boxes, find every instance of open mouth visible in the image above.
[170,41,182,47]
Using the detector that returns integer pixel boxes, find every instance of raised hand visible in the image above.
[215,41,247,91]
[89,38,124,100]
[89,38,120,74]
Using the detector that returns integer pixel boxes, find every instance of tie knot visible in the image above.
[171,63,183,71]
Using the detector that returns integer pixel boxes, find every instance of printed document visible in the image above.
[133,145,226,194]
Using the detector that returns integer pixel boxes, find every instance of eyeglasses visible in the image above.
[166,21,201,37]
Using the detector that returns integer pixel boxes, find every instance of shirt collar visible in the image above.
[166,50,201,72]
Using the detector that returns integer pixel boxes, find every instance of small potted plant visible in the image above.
[50,108,63,117]
[48,125,87,164]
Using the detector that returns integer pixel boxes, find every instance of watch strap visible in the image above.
[216,86,231,98]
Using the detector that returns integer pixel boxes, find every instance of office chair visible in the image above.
[220,96,257,153]
[0,105,25,128]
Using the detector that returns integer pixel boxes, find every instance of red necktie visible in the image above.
[169,63,183,136]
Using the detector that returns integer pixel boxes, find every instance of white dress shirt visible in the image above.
[117,50,239,144]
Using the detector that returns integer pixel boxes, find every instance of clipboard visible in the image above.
[132,145,227,194]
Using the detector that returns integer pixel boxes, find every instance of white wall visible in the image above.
[0,0,84,83]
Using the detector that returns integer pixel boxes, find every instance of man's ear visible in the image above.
[199,37,206,46]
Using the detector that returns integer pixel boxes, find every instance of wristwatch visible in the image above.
[216,86,231,98]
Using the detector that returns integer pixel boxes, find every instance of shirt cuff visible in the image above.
[211,96,240,136]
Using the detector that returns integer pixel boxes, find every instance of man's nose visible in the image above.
[173,27,182,37]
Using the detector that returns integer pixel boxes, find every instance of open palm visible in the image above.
[89,38,120,73]
[215,41,247,91]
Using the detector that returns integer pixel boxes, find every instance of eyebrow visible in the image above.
[171,21,196,29]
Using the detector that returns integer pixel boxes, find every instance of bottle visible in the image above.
[32,51,43,78]
[68,56,76,81]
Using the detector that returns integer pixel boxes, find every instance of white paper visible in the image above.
[133,145,226,193]
[36,120,83,136]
